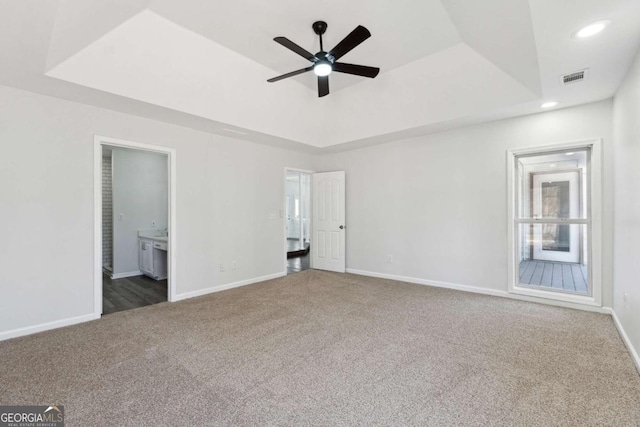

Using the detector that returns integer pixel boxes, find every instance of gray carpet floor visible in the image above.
[1,270,639,426]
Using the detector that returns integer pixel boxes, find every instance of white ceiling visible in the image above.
[1,0,639,151]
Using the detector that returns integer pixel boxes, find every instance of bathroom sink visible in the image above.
[138,230,168,242]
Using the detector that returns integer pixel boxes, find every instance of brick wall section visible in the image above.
[102,156,113,268]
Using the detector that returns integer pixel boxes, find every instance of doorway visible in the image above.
[508,141,602,306]
[285,169,311,275]
[94,136,177,317]
[531,171,580,263]
[283,168,347,275]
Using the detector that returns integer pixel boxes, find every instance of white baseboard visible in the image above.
[612,311,640,375]
[0,313,100,342]
[110,270,143,279]
[346,269,613,315]
[173,271,287,302]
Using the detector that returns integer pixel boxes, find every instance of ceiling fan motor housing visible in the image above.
[317,52,335,64]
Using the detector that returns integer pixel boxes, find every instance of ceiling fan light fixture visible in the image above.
[314,62,332,77]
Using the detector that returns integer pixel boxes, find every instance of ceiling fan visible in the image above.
[267,21,380,97]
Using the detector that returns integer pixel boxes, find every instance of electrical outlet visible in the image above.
[118,213,125,221]
[219,264,225,272]
[232,261,237,270]
[387,254,393,263]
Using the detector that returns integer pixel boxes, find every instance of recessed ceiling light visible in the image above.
[565,152,575,156]
[573,20,611,39]
[541,101,559,108]
[550,164,557,168]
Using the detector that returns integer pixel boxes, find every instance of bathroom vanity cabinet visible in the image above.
[139,238,167,280]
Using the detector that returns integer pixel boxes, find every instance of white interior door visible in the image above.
[312,171,346,273]
[532,171,580,263]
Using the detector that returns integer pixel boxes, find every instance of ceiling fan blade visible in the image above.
[267,66,313,83]
[318,76,329,97]
[274,37,317,62]
[333,62,380,78]
[328,25,371,61]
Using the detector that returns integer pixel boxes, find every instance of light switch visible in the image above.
[118,213,125,221]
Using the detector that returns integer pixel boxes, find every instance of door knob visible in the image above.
[339,225,344,229]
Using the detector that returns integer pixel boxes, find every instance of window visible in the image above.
[508,141,602,306]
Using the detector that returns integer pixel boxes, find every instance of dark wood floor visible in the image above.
[103,274,167,315]
[287,252,310,275]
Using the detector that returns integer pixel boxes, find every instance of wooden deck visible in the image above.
[519,260,588,294]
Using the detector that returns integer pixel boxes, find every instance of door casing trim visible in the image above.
[94,135,177,317]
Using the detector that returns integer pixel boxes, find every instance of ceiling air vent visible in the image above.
[561,69,589,85]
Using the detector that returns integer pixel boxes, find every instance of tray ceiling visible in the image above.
[1,0,639,150]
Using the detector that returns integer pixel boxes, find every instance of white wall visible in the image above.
[316,100,614,306]
[112,148,168,275]
[0,85,313,338]
[613,48,640,366]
